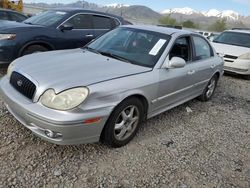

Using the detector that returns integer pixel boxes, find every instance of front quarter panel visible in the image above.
[81,70,159,117]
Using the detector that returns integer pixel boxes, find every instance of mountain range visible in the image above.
[24,1,250,29]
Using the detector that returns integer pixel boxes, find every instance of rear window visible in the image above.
[214,31,250,48]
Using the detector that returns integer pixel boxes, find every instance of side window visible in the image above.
[64,14,92,29]
[0,11,9,20]
[93,15,113,30]
[169,37,191,62]
[193,36,213,61]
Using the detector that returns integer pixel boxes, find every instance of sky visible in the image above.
[24,0,250,16]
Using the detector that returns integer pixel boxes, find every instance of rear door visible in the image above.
[92,15,120,38]
[56,14,95,49]
[188,35,216,94]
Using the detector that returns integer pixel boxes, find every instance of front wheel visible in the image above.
[198,75,218,102]
[101,98,144,148]
[22,45,49,56]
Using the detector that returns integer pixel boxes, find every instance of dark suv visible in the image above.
[0,9,128,64]
[0,8,27,22]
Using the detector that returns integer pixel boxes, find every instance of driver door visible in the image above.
[56,14,95,49]
[155,36,197,111]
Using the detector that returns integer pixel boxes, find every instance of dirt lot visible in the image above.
[0,68,249,188]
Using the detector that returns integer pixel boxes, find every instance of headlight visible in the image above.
[238,52,250,60]
[40,87,89,111]
[0,34,16,40]
[7,61,15,78]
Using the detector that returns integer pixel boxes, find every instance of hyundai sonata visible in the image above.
[0,25,224,147]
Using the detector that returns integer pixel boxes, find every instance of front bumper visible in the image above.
[0,76,113,145]
[0,40,17,64]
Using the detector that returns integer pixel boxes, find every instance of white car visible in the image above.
[212,29,250,79]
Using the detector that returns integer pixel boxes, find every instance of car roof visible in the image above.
[226,29,250,34]
[121,25,193,35]
[50,8,123,19]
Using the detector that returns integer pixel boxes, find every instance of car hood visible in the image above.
[212,42,250,57]
[0,20,42,32]
[13,48,152,92]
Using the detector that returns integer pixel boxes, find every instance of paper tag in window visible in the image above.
[149,39,166,56]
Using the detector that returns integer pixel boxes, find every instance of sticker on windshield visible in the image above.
[56,11,66,15]
[149,39,167,56]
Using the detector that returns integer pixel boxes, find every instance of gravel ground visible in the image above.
[0,68,249,188]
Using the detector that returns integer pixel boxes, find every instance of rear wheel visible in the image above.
[101,97,144,148]
[198,75,218,102]
[22,45,49,56]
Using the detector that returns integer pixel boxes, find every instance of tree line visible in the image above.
[159,16,227,32]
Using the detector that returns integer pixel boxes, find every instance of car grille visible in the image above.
[10,72,36,100]
[223,54,238,63]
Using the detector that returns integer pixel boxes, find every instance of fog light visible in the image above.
[44,129,62,139]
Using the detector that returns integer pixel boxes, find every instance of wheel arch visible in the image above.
[19,41,55,57]
[100,93,149,142]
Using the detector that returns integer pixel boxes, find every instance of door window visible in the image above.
[93,15,113,29]
[192,36,213,61]
[169,37,191,62]
[65,14,92,29]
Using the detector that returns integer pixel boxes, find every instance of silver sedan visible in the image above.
[0,25,224,147]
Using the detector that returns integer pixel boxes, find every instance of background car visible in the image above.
[0,8,128,65]
[0,8,27,22]
[212,28,250,79]
[0,25,224,147]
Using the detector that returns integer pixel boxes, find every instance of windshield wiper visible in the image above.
[83,46,101,54]
[98,51,133,64]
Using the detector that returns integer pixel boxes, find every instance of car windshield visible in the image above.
[87,27,171,68]
[213,31,250,48]
[23,11,67,26]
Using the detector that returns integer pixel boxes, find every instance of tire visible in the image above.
[101,97,144,148]
[198,75,218,102]
[243,75,250,80]
[22,45,48,56]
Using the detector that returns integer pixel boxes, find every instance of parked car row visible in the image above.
[0,8,129,64]
[0,8,248,147]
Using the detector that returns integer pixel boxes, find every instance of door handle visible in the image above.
[85,34,94,37]
[210,64,216,69]
[188,70,196,75]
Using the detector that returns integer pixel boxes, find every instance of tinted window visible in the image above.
[193,36,212,60]
[0,11,9,20]
[24,11,67,26]
[65,14,92,29]
[87,27,171,68]
[93,15,113,29]
[214,31,250,48]
[169,37,191,62]
[10,13,26,22]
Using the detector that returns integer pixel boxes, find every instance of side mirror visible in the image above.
[59,23,73,31]
[169,57,186,68]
